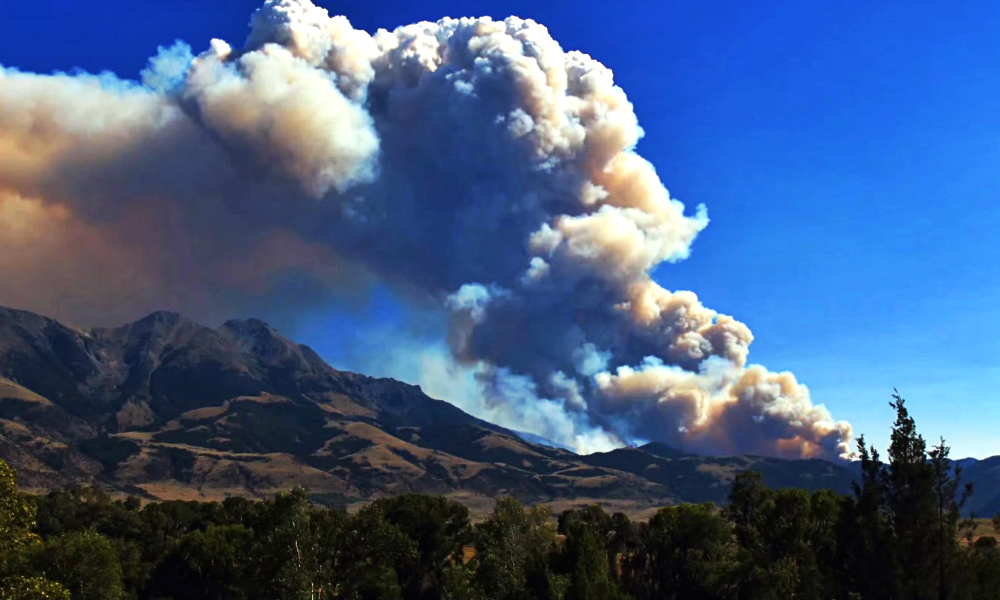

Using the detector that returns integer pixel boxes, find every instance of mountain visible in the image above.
[954,456,1000,518]
[0,305,881,514]
[510,430,574,452]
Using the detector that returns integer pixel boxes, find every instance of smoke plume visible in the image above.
[0,0,853,458]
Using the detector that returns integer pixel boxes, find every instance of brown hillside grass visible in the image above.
[961,518,998,546]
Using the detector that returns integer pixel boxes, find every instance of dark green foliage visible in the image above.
[929,437,973,600]
[556,505,635,597]
[369,494,471,600]
[34,487,145,541]
[958,536,1000,599]
[32,530,125,600]
[149,525,254,600]
[1,388,998,600]
[557,504,612,540]
[726,478,807,599]
[886,392,939,600]
[334,505,418,600]
[840,434,898,600]
[639,503,735,600]
[835,392,985,600]
[470,497,564,600]
[721,476,843,600]
[244,487,321,599]
[439,561,476,600]
[556,511,624,600]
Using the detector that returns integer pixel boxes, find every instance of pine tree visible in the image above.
[844,433,897,599]
[886,390,938,600]
[928,438,973,600]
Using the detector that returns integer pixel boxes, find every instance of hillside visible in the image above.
[961,456,1000,518]
[0,305,874,513]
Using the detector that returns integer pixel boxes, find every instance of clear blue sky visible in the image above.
[3,0,998,457]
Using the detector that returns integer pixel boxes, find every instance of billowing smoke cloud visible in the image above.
[0,0,853,458]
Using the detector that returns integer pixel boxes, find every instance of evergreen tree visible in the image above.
[928,437,973,600]
[886,391,942,600]
[842,434,898,600]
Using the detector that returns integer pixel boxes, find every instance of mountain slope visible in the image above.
[0,305,880,513]
[959,456,1000,518]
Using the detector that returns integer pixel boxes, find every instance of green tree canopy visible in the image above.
[370,494,471,600]
[32,530,125,600]
[557,515,625,600]
[0,458,70,599]
[149,525,254,600]
[472,497,563,600]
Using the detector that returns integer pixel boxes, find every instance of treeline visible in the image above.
[1,393,999,600]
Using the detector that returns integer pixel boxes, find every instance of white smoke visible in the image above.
[0,0,852,458]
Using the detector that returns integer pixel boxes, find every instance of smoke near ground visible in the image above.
[0,0,853,458]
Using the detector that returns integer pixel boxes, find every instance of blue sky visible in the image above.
[3,0,998,457]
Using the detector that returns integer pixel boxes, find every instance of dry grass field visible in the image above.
[961,518,998,545]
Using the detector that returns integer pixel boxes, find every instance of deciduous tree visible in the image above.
[33,530,125,600]
[370,494,471,600]
[0,459,69,599]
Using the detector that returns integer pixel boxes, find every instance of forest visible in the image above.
[1,394,998,600]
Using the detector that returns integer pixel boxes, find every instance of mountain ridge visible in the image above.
[0,305,994,517]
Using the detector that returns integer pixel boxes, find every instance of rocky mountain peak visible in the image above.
[220,318,274,337]
[130,310,184,330]
[219,318,295,363]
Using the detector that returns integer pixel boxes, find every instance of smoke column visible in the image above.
[0,0,853,459]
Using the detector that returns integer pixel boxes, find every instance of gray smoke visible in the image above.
[0,0,852,458]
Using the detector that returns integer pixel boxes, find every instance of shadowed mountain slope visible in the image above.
[0,305,916,514]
